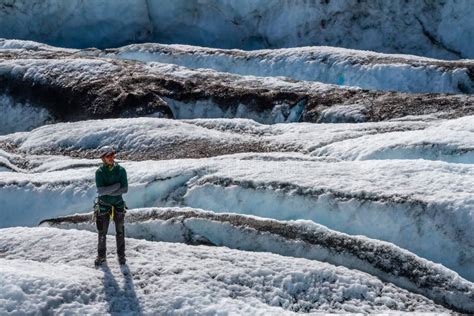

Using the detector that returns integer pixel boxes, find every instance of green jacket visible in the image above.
[95,163,128,211]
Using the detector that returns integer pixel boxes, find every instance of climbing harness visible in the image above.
[93,198,125,221]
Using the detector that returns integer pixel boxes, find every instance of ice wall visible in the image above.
[0,0,152,49]
[1,0,473,59]
[0,95,52,134]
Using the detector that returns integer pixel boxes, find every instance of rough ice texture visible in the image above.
[106,43,474,94]
[0,0,152,49]
[0,56,170,127]
[41,207,474,314]
[311,115,474,163]
[0,94,53,134]
[0,227,453,314]
[1,116,472,164]
[4,39,473,95]
[0,138,473,282]
[0,118,271,160]
[1,43,473,135]
[1,0,474,59]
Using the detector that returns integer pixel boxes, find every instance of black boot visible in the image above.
[94,256,106,267]
[118,256,126,265]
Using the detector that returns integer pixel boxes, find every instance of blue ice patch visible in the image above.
[337,73,345,85]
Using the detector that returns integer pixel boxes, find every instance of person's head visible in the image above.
[99,146,116,166]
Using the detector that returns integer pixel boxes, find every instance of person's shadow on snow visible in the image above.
[101,264,142,315]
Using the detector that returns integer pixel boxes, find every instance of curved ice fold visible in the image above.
[0,57,170,126]
[0,149,25,172]
[0,38,77,52]
[3,116,472,164]
[2,46,473,125]
[0,153,473,282]
[0,118,268,160]
[108,43,474,94]
[181,159,474,281]
[312,116,474,163]
[0,227,452,314]
[40,207,474,313]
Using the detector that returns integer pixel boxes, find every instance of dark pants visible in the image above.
[96,209,125,259]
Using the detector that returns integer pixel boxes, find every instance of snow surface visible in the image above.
[0,54,337,126]
[0,227,452,314]
[40,207,474,313]
[0,58,122,86]
[0,121,472,311]
[311,115,474,163]
[0,118,252,156]
[1,1,474,59]
[0,39,77,54]
[107,43,474,94]
[2,116,472,164]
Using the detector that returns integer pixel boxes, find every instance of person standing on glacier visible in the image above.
[94,146,128,266]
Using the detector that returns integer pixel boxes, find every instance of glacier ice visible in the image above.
[1,1,474,59]
[1,42,473,136]
[0,227,455,313]
[107,43,474,94]
[1,4,474,312]
[40,207,474,313]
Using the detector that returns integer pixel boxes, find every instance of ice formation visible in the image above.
[41,207,474,313]
[0,118,473,282]
[1,2,474,312]
[107,43,474,94]
[0,40,473,136]
[1,1,474,59]
[0,227,454,314]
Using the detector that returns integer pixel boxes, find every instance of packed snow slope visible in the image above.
[0,227,454,314]
[1,0,473,59]
[40,207,474,313]
[1,40,473,134]
[1,116,473,282]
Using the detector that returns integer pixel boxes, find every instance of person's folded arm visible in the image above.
[97,183,121,196]
[108,168,128,196]
[107,186,128,196]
